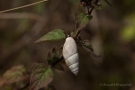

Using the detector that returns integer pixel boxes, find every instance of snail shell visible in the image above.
[63,37,79,75]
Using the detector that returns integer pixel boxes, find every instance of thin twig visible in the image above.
[89,7,94,14]
[104,0,112,6]
[75,30,81,39]
[0,0,61,67]
[0,0,48,13]
[89,0,99,14]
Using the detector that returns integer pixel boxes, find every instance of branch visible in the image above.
[0,0,48,13]
[89,0,100,14]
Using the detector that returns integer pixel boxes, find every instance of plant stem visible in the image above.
[89,0,100,14]
[51,54,64,67]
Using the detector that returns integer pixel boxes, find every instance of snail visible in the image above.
[63,37,79,75]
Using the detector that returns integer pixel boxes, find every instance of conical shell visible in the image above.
[63,37,79,75]
[63,37,77,59]
[69,63,79,75]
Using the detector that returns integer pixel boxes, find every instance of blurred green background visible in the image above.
[0,0,135,90]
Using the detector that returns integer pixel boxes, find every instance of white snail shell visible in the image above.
[63,37,79,75]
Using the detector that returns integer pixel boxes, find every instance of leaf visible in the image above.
[92,3,102,10]
[47,51,52,65]
[97,4,103,10]
[82,40,93,52]
[75,12,92,30]
[2,65,28,84]
[47,47,60,65]
[71,30,78,36]
[52,47,59,58]
[30,63,53,90]
[54,64,64,73]
[35,29,66,43]
[82,40,100,58]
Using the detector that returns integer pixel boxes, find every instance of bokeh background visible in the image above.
[0,0,135,90]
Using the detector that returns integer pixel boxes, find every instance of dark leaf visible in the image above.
[97,4,103,10]
[82,40,100,58]
[30,63,53,90]
[54,64,64,73]
[75,12,92,30]
[92,2,102,10]
[47,47,60,65]
[35,29,66,43]
[2,65,28,84]
[52,47,59,58]
[47,51,53,65]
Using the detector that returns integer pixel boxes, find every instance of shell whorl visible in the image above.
[63,37,79,75]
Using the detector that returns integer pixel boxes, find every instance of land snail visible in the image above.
[62,30,100,75]
[63,36,79,75]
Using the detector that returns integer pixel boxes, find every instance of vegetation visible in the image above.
[0,0,135,90]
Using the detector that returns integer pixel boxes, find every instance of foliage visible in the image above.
[0,0,108,90]
[0,65,29,89]
[30,64,53,90]
[75,12,93,30]
[35,29,66,43]
[82,40,100,58]
[1,0,135,90]
[30,0,101,89]
[47,47,60,65]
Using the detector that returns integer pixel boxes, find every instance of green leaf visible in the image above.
[2,65,27,84]
[47,47,60,65]
[75,12,92,30]
[35,29,66,43]
[92,3,103,10]
[30,63,53,90]
[70,30,79,38]
[71,30,78,35]
[95,4,102,10]
[82,40,100,58]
